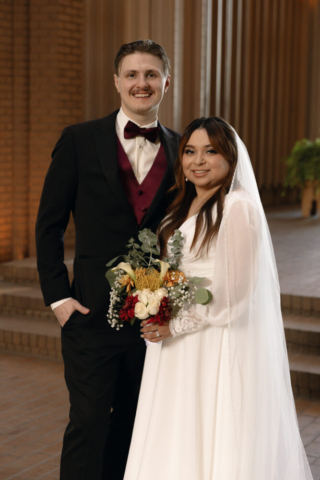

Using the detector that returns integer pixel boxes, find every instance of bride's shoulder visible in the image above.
[224,189,258,212]
[224,190,260,228]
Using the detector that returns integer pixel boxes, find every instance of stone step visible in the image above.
[0,279,51,315]
[0,255,320,317]
[0,315,62,361]
[289,352,320,399]
[1,314,320,400]
[282,294,320,317]
[0,251,74,285]
[284,313,320,355]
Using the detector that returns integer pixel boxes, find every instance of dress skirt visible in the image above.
[124,323,238,480]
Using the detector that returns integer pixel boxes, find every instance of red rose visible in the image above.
[119,294,139,322]
[147,296,172,326]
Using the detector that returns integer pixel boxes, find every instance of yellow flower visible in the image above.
[162,270,186,288]
[119,274,135,293]
[135,267,162,292]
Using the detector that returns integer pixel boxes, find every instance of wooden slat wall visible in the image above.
[84,0,320,203]
[209,0,319,201]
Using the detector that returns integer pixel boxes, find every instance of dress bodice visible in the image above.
[177,214,216,281]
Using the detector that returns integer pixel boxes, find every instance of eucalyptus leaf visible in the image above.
[151,248,160,255]
[195,288,212,305]
[188,277,205,285]
[106,255,123,267]
[105,268,117,287]
[202,290,213,305]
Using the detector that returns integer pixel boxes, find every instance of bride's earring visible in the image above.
[185,177,188,182]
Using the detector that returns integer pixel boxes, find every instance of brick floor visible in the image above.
[0,353,319,479]
[0,353,67,479]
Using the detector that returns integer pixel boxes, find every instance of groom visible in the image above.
[36,40,180,480]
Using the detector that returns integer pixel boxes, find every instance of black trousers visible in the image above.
[60,322,146,480]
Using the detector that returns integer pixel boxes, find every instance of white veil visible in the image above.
[196,131,313,479]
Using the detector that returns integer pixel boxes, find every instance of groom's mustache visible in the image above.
[131,89,153,95]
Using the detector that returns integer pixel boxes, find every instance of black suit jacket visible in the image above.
[36,110,180,330]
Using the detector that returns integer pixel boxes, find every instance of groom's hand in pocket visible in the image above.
[53,298,90,328]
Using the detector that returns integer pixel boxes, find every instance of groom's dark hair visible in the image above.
[114,40,171,76]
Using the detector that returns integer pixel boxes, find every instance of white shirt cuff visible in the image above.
[51,297,72,311]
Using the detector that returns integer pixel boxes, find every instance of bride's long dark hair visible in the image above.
[158,117,238,257]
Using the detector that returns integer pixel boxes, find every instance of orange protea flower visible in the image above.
[162,270,187,287]
[135,267,162,292]
[120,274,135,293]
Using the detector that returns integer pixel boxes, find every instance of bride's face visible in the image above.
[182,129,230,190]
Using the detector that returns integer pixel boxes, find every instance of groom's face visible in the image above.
[114,53,170,122]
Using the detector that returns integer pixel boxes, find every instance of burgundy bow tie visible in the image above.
[124,120,160,144]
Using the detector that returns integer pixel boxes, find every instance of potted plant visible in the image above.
[283,137,320,217]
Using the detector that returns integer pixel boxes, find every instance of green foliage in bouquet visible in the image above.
[162,229,184,270]
[106,228,160,272]
[283,137,320,193]
[125,229,160,268]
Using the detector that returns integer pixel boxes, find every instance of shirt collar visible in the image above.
[117,107,158,134]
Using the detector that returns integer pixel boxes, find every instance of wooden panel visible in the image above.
[83,0,320,197]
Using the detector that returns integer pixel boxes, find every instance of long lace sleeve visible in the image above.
[169,305,209,337]
[196,196,261,327]
[169,196,261,336]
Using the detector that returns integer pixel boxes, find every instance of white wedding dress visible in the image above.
[124,210,238,480]
[124,130,313,480]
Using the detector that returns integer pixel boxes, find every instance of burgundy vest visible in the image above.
[117,138,168,225]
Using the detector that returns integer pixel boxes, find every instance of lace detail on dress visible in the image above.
[169,305,209,337]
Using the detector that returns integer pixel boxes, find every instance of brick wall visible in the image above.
[0,0,84,262]
[0,1,13,262]
[28,0,84,256]
[12,0,29,260]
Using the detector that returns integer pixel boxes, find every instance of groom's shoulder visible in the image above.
[64,110,119,135]
[160,124,181,140]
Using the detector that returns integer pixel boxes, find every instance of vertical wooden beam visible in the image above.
[214,0,223,117]
[234,0,243,133]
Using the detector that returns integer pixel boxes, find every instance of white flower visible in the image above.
[147,298,160,316]
[139,288,154,305]
[154,260,170,283]
[154,287,168,299]
[142,288,153,297]
[132,290,141,297]
[135,302,149,320]
[112,262,136,281]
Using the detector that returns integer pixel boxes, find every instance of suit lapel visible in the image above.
[92,110,137,223]
[140,124,179,228]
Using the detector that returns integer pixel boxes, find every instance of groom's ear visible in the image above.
[164,75,171,93]
[114,74,120,93]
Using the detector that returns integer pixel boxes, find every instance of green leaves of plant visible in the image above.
[283,137,320,191]
[165,229,184,270]
[105,268,117,287]
[188,277,204,285]
[194,288,213,305]
[106,255,122,267]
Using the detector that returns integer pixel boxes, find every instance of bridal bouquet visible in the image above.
[105,229,212,330]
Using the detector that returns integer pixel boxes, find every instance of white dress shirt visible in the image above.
[116,108,160,184]
[51,108,160,311]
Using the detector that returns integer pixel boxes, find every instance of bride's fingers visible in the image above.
[140,325,159,334]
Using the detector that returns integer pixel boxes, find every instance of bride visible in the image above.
[123,117,313,480]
